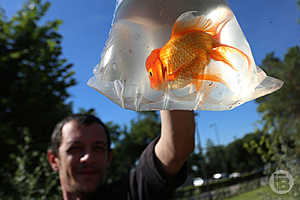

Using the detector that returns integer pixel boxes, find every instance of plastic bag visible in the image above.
[87,0,283,111]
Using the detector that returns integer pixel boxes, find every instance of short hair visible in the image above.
[49,114,111,156]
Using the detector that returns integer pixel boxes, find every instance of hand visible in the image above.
[155,110,195,175]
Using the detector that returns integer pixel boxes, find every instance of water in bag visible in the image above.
[88,0,283,111]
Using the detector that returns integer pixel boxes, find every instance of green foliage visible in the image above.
[246,43,300,200]
[244,6,300,187]
[1,129,61,200]
[256,47,300,132]
[78,107,97,115]
[205,140,227,175]
[232,3,300,197]
[106,111,160,182]
[225,133,265,173]
[187,146,206,178]
[104,111,265,182]
[243,130,274,163]
[175,171,266,200]
[189,133,265,179]
[0,0,75,166]
[251,46,300,168]
[0,0,76,197]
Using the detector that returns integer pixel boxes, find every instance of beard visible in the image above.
[72,172,104,193]
[59,167,106,198]
[71,173,107,200]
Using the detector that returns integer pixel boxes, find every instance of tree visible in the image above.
[187,143,207,179]
[244,3,300,176]
[0,0,75,160]
[2,129,61,200]
[243,3,300,196]
[226,132,265,173]
[187,132,267,181]
[106,111,160,182]
[78,107,97,115]
[253,1,300,163]
[248,46,300,198]
[252,48,300,200]
[254,46,300,164]
[0,0,76,195]
[203,139,227,177]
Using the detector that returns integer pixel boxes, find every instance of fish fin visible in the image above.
[188,80,202,93]
[193,73,231,91]
[194,80,203,91]
[214,44,251,71]
[172,11,233,38]
[171,13,213,36]
[208,16,232,41]
[167,68,184,81]
[211,48,237,71]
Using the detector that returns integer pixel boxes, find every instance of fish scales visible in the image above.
[160,31,216,89]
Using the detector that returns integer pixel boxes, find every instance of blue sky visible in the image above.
[2,0,300,148]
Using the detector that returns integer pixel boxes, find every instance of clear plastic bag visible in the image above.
[88,0,283,111]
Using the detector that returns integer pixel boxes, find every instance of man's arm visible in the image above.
[155,110,195,176]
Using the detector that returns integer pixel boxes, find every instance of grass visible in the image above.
[225,178,300,200]
[224,185,271,200]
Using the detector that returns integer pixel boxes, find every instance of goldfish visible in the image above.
[145,14,251,91]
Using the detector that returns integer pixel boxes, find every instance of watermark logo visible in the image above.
[269,170,294,195]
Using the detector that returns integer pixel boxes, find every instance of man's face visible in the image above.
[55,121,112,193]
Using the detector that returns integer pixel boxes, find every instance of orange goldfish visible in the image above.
[145,14,251,91]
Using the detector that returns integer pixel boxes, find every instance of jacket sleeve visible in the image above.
[128,136,187,200]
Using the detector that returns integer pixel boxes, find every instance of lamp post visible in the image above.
[209,122,220,145]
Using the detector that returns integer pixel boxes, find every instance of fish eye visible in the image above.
[149,69,153,77]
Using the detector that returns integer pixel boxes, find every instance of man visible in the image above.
[47,110,195,199]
